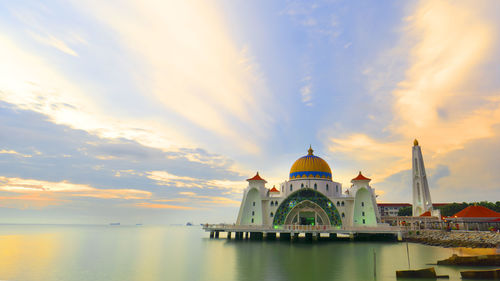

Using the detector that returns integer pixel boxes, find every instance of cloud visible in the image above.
[392,1,497,151]
[0,149,32,158]
[0,30,193,157]
[300,76,313,106]
[71,0,275,154]
[0,176,151,198]
[133,202,196,210]
[325,0,500,201]
[180,191,241,205]
[153,191,241,207]
[29,32,79,56]
[281,1,342,40]
[0,194,66,209]
[147,170,246,193]
[146,171,203,188]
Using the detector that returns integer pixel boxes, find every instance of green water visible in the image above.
[0,225,495,281]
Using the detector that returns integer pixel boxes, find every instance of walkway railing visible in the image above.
[202,224,401,233]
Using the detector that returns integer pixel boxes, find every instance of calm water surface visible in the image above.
[0,225,496,281]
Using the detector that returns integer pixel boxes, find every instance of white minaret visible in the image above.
[412,139,433,216]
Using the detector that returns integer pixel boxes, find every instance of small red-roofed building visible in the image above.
[419,211,431,217]
[451,205,500,221]
[445,205,500,231]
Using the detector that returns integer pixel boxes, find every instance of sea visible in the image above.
[0,224,496,281]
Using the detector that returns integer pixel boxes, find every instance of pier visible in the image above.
[203,224,403,241]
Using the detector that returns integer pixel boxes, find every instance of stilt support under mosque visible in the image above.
[266,232,277,240]
[280,232,291,240]
[305,233,313,241]
[250,232,263,240]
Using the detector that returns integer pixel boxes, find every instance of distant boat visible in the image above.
[186,222,193,226]
[109,223,120,226]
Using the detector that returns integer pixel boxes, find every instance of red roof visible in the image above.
[352,171,371,181]
[432,203,449,207]
[378,203,412,207]
[452,206,500,218]
[420,211,432,217]
[246,172,266,182]
[269,186,279,193]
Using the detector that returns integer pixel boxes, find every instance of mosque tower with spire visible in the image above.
[411,139,434,216]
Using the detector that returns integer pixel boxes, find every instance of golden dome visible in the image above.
[289,146,332,180]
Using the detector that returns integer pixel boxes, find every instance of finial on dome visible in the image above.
[308,145,314,155]
[414,139,419,146]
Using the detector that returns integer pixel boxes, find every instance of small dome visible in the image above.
[289,146,332,180]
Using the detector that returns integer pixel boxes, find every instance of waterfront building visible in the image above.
[378,203,448,217]
[236,146,381,228]
[378,203,412,217]
[446,205,500,231]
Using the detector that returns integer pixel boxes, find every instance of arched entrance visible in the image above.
[284,200,330,225]
[273,188,341,226]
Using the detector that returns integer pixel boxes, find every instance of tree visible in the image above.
[435,201,500,216]
[398,206,412,216]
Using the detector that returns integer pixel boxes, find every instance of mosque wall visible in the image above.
[353,188,377,226]
[236,188,263,225]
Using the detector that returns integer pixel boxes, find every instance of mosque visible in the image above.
[236,146,381,228]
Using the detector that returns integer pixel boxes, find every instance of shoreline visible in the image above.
[404,229,500,248]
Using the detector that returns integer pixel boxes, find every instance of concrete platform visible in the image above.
[203,224,403,241]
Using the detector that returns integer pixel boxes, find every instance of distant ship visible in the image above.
[186,222,193,226]
[109,223,120,226]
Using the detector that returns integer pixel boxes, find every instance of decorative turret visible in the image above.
[246,172,267,183]
[269,186,279,193]
[351,171,371,183]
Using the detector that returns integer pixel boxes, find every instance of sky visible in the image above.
[0,0,499,224]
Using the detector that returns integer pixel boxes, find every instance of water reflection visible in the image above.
[0,226,495,281]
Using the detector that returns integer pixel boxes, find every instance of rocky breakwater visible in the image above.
[405,230,500,248]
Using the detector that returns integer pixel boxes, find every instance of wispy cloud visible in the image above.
[300,76,313,106]
[0,176,151,209]
[147,170,245,193]
[29,32,79,56]
[281,1,342,40]
[0,149,32,158]
[72,0,275,153]
[153,191,240,207]
[133,202,196,210]
[326,0,500,200]
[146,171,203,188]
